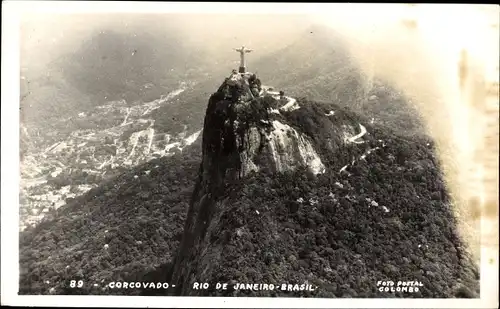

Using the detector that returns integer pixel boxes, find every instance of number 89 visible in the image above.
[70,280,84,288]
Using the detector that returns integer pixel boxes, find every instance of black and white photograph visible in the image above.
[1,2,498,308]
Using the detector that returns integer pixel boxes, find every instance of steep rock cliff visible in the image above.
[169,93,337,292]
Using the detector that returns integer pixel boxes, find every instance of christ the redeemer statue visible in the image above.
[234,46,253,73]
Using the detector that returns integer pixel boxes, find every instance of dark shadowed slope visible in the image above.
[152,77,224,136]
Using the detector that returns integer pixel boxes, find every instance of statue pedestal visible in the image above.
[238,66,246,73]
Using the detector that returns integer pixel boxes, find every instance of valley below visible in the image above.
[19,82,201,231]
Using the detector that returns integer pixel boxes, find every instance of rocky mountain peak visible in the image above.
[200,72,326,183]
[169,72,371,294]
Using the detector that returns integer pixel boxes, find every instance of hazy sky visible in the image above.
[20,13,313,71]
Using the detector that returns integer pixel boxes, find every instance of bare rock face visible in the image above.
[236,120,325,177]
[196,91,326,182]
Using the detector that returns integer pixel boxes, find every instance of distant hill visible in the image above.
[253,25,426,136]
[255,26,356,83]
[55,29,206,105]
[20,18,211,131]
